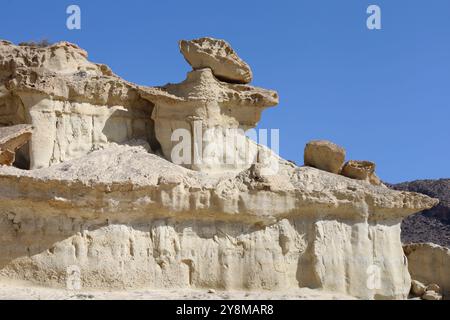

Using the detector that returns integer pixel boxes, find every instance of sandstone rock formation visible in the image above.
[179,37,253,84]
[0,40,157,169]
[411,280,426,297]
[391,179,450,225]
[404,243,449,299]
[304,140,345,174]
[422,290,442,300]
[341,160,382,186]
[390,179,450,248]
[0,38,441,300]
[141,68,278,172]
[0,124,32,165]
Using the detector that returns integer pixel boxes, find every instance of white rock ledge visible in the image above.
[0,144,438,299]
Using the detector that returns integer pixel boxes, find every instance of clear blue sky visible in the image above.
[1,0,449,183]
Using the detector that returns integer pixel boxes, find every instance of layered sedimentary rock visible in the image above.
[141,68,278,172]
[0,38,440,300]
[0,40,157,169]
[0,143,438,298]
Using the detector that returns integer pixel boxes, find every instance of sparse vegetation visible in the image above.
[18,39,52,48]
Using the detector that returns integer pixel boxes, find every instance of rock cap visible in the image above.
[179,37,253,84]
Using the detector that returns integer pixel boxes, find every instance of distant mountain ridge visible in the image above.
[389,179,450,247]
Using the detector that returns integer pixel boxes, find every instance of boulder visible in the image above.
[426,283,441,294]
[0,124,32,166]
[411,280,427,297]
[404,243,450,299]
[179,37,253,84]
[422,290,442,300]
[304,140,345,174]
[341,160,382,186]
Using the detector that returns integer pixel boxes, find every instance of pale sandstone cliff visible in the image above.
[0,38,439,299]
[404,243,450,299]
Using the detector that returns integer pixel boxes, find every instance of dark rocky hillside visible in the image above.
[389,179,450,247]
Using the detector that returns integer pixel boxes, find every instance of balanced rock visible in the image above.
[411,280,426,297]
[304,140,345,174]
[341,160,381,186]
[179,37,253,84]
[0,39,441,300]
[141,68,278,172]
[0,124,32,166]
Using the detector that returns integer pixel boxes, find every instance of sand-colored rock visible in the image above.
[304,140,345,174]
[341,160,382,186]
[179,37,253,84]
[141,68,278,173]
[0,38,441,300]
[426,283,441,293]
[0,143,439,299]
[422,290,442,300]
[0,124,32,165]
[410,280,426,297]
[0,279,355,300]
[404,243,450,299]
[0,40,157,169]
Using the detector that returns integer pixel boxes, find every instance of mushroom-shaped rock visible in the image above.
[179,37,253,84]
[140,68,278,173]
[304,140,345,174]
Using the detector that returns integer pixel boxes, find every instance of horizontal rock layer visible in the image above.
[0,39,440,300]
[0,144,438,299]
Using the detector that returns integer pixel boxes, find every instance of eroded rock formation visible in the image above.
[0,38,440,299]
[404,243,449,299]
[0,124,32,166]
[179,37,253,84]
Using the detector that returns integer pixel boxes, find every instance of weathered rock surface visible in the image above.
[391,179,450,225]
[341,160,382,186]
[179,37,253,84]
[304,140,345,174]
[0,124,32,165]
[0,39,441,300]
[0,40,157,169]
[426,283,441,293]
[422,290,442,300]
[410,280,426,297]
[390,179,450,248]
[404,243,450,299]
[0,143,438,299]
[141,68,278,172]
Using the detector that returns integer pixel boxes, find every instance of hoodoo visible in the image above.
[0,38,439,299]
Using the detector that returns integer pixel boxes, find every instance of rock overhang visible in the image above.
[0,144,438,224]
[0,37,442,299]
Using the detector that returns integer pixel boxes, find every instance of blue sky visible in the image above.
[1,0,449,182]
